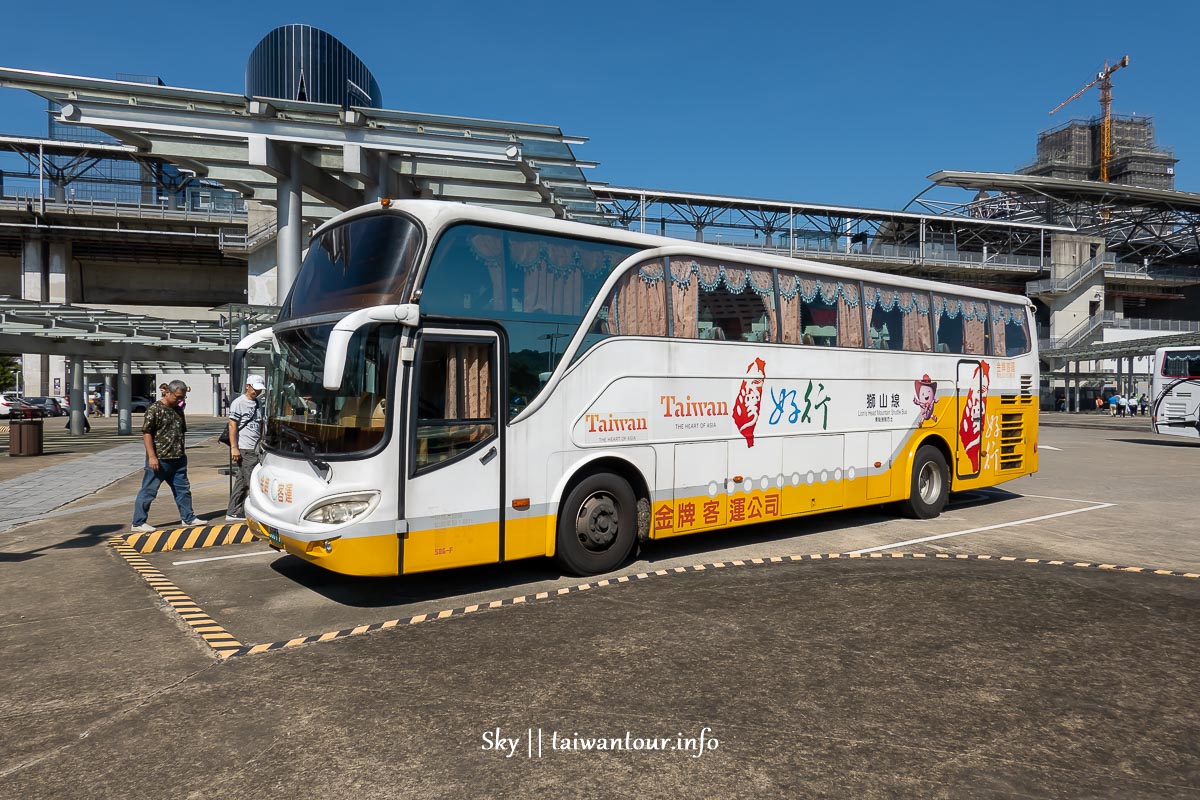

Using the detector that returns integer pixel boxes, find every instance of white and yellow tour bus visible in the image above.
[239,200,1039,577]
[1151,346,1200,439]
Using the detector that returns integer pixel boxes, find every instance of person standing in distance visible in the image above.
[225,375,266,522]
[131,380,203,533]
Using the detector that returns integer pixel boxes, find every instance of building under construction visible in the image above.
[1020,114,1177,190]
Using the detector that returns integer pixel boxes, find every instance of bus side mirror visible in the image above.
[322,304,420,390]
[232,327,277,389]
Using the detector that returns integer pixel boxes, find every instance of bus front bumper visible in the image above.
[246,516,401,577]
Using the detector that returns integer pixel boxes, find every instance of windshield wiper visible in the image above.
[278,424,331,479]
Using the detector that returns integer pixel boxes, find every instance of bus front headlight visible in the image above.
[303,493,378,525]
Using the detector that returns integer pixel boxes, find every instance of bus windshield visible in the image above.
[279,214,423,321]
[264,323,400,457]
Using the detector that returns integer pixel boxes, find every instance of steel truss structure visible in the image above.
[592,185,1072,283]
[914,171,1200,269]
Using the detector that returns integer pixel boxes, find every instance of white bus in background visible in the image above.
[1151,346,1200,439]
[237,200,1039,578]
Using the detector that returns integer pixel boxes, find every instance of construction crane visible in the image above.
[1050,55,1130,182]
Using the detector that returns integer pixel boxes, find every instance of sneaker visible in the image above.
[225,514,246,522]
[182,517,205,527]
[130,523,156,534]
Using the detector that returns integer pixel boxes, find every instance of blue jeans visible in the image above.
[132,456,195,526]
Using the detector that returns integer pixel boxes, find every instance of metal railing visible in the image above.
[714,239,1045,272]
[1026,253,1115,295]
[219,220,278,252]
[1042,312,1200,351]
[0,192,247,224]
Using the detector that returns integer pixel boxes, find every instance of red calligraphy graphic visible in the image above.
[747,496,764,519]
[677,502,696,528]
[729,497,746,522]
[957,361,991,472]
[702,500,721,525]
[764,493,780,517]
[731,357,767,448]
[654,504,674,532]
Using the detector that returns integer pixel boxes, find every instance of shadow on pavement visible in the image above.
[1109,437,1200,448]
[266,489,1025,609]
[0,523,125,562]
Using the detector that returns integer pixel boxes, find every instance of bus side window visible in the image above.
[673,259,775,342]
[414,340,497,471]
[779,273,862,348]
[990,302,1029,357]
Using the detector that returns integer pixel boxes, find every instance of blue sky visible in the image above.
[1,0,1196,209]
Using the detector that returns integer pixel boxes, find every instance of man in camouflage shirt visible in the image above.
[131,380,204,532]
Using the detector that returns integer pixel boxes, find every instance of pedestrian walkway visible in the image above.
[1040,410,1153,432]
[0,423,226,531]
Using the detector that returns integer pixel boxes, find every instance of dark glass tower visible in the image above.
[246,24,382,110]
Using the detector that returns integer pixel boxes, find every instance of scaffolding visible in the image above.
[1020,114,1177,190]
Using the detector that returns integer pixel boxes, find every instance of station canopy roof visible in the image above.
[0,297,232,369]
[0,67,604,222]
[929,171,1200,213]
[1042,330,1200,362]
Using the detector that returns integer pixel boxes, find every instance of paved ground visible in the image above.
[1,425,1198,798]
[0,417,229,528]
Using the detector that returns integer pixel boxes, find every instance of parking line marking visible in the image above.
[848,503,1116,555]
[172,550,277,566]
[124,523,253,553]
[108,536,243,659]
[1039,445,1063,451]
[218,551,1199,659]
[978,488,1102,505]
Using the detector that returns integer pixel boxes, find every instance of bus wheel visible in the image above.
[556,473,637,576]
[901,445,949,519]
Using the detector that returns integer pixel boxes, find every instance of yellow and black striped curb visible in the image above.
[108,536,244,659]
[123,523,254,553]
[222,552,1200,659]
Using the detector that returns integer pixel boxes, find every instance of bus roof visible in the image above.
[314,200,1036,308]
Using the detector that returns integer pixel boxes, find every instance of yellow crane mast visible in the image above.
[1050,55,1130,182]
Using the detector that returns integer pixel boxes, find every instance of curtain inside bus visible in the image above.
[419,224,640,411]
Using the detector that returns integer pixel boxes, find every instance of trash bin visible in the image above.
[9,418,44,457]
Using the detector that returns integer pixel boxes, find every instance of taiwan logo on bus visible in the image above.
[731,357,767,448]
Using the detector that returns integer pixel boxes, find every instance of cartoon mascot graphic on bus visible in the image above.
[913,374,938,424]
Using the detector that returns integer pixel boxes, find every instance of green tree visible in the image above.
[0,356,17,393]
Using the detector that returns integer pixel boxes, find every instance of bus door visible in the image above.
[402,330,504,573]
[955,359,984,480]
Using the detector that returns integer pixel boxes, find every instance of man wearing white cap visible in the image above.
[225,375,266,521]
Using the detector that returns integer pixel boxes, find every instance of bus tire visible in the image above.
[556,473,637,576]
[901,445,949,520]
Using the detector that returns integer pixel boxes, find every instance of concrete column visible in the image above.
[1068,361,1077,413]
[47,240,70,404]
[68,356,86,436]
[275,145,303,303]
[117,357,132,435]
[103,375,113,418]
[21,234,48,396]
[21,235,45,301]
[1128,357,1136,395]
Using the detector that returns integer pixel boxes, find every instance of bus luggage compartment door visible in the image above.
[673,441,727,533]
[783,434,846,512]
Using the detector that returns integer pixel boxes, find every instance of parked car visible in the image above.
[130,396,152,413]
[1,393,45,419]
[24,396,65,416]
